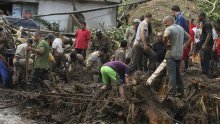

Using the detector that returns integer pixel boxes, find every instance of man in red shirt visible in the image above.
[215,38,220,57]
[74,21,91,58]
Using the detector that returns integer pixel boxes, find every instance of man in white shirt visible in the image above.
[52,33,65,68]
[13,39,33,84]
[130,13,156,74]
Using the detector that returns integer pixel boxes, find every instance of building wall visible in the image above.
[38,0,73,32]
[75,2,117,31]
[38,0,117,32]
[4,0,118,32]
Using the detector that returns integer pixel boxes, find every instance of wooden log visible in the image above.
[146,59,166,86]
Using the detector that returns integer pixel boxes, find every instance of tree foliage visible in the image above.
[33,17,60,32]
[195,0,220,22]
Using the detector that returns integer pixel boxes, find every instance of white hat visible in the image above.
[133,19,141,23]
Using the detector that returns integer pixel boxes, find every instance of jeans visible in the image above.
[31,68,49,89]
[200,49,211,75]
[166,58,183,96]
[130,46,143,72]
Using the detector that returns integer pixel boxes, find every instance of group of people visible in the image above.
[0,10,11,16]
[0,5,219,99]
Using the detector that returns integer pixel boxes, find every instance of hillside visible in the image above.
[127,0,201,32]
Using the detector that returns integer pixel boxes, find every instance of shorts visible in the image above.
[100,66,122,85]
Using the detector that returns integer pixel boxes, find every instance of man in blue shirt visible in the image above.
[171,5,189,33]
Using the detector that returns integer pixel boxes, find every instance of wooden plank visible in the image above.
[146,59,166,85]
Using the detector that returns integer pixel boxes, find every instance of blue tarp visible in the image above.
[0,59,12,88]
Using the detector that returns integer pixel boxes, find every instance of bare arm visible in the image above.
[52,48,56,55]
[118,52,126,63]
[31,47,44,54]
[183,32,191,50]
[203,33,211,48]
[203,23,213,49]
[124,28,129,40]
[141,27,148,47]
[125,75,129,84]
[163,32,169,48]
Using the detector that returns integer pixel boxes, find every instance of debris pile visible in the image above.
[0,64,219,124]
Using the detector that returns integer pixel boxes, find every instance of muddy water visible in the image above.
[0,106,35,124]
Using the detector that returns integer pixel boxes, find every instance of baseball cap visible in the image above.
[45,33,55,41]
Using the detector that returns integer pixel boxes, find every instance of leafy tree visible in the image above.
[195,0,220,22]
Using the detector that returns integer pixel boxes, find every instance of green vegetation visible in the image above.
[195,0,220,22]
[33,17,60,32]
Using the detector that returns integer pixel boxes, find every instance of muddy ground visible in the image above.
[0,63,219,124]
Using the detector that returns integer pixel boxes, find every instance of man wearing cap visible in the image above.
[89,29,112,62]
[124,19,140,60]
[90,29,111,52]
[52,33,65,68]
[45,33,55,47]
[124,19,140,47]
[13,39,33,84]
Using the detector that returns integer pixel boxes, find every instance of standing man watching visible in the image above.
[27,32,50,90]
[171,5,188,32]
[52,33,65,68]
[198,12,214,76]
[163,16,191,97]
[130,13,156,74]
[124,19,141,59]
[74,21,91,58]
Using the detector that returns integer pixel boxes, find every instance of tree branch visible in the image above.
[209,0,217,13]
[204,0,213,5]
[201,0,218,14]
